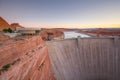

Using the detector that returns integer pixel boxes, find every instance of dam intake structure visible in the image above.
[47,37,120,80]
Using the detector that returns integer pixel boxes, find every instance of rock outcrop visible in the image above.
[0,32,10,43]
[10,23,23,31]
[0,17,10,31]
[40,29,64,40]
[0,17,23,31]
[0,35,55,80]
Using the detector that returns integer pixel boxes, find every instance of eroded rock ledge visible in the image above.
[0,35,55,80]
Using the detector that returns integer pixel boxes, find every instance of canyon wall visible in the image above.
[0,36,55,80]
[0,17,10,31]
[47,37,120,80]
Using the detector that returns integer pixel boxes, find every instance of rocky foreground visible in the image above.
[0,35,55,80]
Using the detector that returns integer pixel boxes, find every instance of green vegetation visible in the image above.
[0,63,11,75]
[2,28,8,32]
[2,28,13,33]
[2,64,11,71]
[0,59,20,75]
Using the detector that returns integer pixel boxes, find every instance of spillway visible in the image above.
[47,37,120,80]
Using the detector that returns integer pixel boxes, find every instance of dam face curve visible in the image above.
[47,38,120,80]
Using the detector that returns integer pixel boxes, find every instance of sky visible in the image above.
[0,0,120,28]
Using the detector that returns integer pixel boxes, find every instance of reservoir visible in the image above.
[64,31,90,39]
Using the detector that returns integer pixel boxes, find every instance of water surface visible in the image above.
[64,31,90,39]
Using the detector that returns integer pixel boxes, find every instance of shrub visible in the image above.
[2,64,11,71]
[2,28,13,33]
[7,28,13,33]
[2,29,8,33]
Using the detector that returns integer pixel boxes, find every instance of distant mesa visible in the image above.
[0,17,23,31]
[10,23,23,31]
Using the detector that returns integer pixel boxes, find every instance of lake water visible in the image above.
[64,32,90,39]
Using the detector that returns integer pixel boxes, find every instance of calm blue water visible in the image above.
[64,32,90,39]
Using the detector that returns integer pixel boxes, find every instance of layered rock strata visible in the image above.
[0,36,55,80]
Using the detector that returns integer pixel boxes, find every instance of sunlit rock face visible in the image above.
[0,17,23,31]
[0,17,10,31]
[0,36,55,80]
[10,23,23,31]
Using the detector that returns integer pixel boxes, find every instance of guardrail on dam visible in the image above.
[47,37,120,80]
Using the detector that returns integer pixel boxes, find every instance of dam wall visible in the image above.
[0,36,55,80]
[47,37,120,80]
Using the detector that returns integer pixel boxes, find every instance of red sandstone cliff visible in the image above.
[0,17,10,31]
[40,29,64,40]
[0,17,23,31]
[0,36,55,80]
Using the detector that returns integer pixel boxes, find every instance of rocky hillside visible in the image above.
[0,35,55,80]
[0,17,10,31]
[0,17,23,31]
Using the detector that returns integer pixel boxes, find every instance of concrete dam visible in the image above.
[47,37,120,80]
[0,35,120,80]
